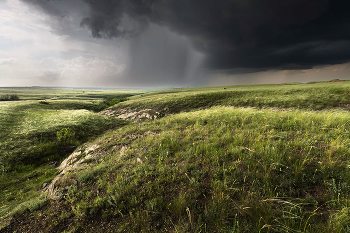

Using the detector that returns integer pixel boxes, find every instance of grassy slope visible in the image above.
[2,82,350,232]
[113,81,350,113]
[0,89,139,224]
[47,107,350,232]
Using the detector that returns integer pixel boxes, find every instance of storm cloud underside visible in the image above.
[20,0,350,85]
[77,0,350,70]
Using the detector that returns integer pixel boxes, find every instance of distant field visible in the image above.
[0,87,144,101]
[2,81,350,232]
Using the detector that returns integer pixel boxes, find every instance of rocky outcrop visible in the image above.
[57,144,99,173]
[99,108,162,121]
[42,108,163,200]
[42,144,101,200]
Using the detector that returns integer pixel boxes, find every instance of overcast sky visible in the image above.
[1,0,350,87]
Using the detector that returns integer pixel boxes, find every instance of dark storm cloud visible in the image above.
[79,0,150,38]
[26,0,350,72]
[77,0,350,71]
[21,0,129,54]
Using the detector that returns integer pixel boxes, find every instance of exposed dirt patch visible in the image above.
[0,199,131,233]
[0,201,74,233]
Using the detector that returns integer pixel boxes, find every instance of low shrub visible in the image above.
[0,94,19,101]
[57,127,76,146]
[92,97,128,112]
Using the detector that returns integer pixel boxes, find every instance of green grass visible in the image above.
[0,87,142,101]
[2,81,350,232]
[34,106,350,232]
[112,81,350,113]
[0,89,137,224]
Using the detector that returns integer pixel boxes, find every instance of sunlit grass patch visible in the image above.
[111,81,350,114]
[15,109,93,135]
[42,106,350,232]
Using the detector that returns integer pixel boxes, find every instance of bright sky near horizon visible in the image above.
[1,0,350,87]
[0,0,132,87]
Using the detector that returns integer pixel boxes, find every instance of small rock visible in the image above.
[136,158,143,164]
[49,161,57,166]
[53,191,63,201]
[120,145,128,156]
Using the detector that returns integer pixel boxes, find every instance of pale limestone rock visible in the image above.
[100,108,162,122]
[43,143,100,199]
[136,158,143,164]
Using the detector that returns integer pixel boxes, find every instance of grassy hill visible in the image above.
[112,81,350,113]
[1,82,350,232]
[0,88,140,226]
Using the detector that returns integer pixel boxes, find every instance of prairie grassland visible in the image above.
[26,106,348,232]
[2,82,350,232]
[113,81,350,113]
[0,89,135,223]
[0,87,142,101]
